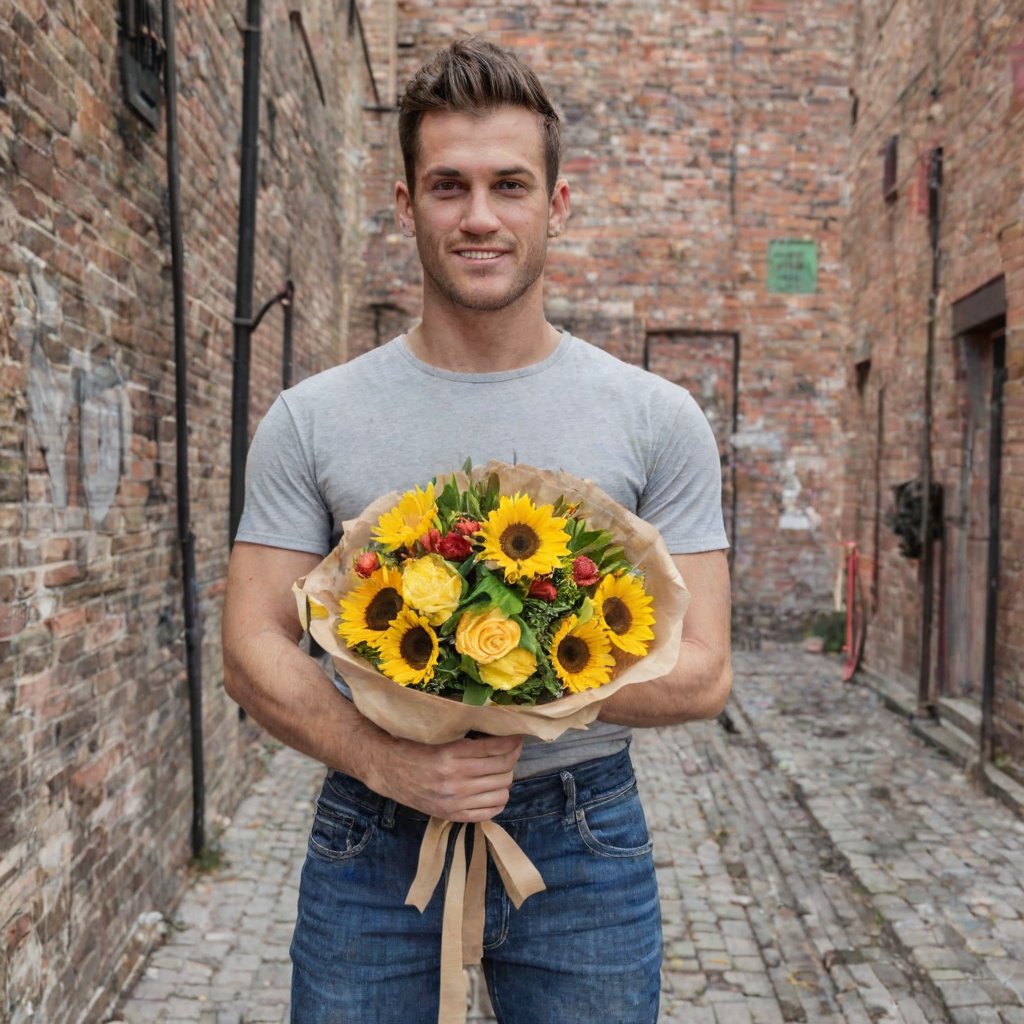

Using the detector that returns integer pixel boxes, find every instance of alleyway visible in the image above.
[111,650,1024,1024]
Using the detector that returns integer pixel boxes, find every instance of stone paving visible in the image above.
[111,649,1024,1023]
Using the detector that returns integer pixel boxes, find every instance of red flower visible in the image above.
[438,531,472,561]
[572,556,601,587]
[354,551,380,578]
[528,577,558,602]
[420,528,443,553]
[454,518,481,536]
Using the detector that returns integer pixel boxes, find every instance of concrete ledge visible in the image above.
[856,666,1024,818]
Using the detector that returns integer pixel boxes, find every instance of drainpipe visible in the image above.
[917,147,943,713]
[230,0,263,545]
[162,0,205,857]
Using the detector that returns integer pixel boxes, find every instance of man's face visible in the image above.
[396,106,569,314]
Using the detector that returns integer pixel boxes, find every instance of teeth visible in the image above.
[461,251,501,260]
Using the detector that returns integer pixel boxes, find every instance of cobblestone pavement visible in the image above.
[112,650,1024,1023]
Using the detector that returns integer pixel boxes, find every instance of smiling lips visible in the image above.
[454,248,507,261]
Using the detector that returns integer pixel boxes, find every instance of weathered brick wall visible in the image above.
[356,0,855,637]
[843,0,1024,759]
[0,2,377,1019]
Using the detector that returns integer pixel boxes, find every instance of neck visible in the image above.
[408,289,561,373]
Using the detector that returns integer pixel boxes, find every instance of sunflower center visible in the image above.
[603,597,633,635]
[400,626,434,670]
[557,635,590,674]
[499,524,540,561]
[366,588,403,631]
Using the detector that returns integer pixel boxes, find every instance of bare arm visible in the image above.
[222,542,521,821]
[597,550,732,726]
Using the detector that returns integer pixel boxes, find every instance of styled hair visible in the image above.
[398,39,562,196]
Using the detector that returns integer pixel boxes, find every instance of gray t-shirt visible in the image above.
[236,331,727,776]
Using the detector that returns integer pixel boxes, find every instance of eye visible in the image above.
[495,180,527,192]
[431,179,465,194]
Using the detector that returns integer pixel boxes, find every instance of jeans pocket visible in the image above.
[307,775,378,862]
[574,782,654,859]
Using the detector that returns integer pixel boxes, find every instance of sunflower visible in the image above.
[476,493,570,583]
[593,573,656,656]
[378,607,439,686]
[550,614,615,694]
[373,483,437,551]
[337,566,404,649]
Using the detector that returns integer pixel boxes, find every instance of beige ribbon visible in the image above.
[406,817,546,1024]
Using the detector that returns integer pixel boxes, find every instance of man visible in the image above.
[223,38,731,1023]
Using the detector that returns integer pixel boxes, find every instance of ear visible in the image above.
[395,181,415,236]
[547,178,570,238]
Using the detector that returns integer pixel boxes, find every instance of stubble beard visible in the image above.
[420,240,548,314]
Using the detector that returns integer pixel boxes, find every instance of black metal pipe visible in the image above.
[230,0,263,545]
[980,331,1006,761]
[917,147,942,712]
[162,0,205,858]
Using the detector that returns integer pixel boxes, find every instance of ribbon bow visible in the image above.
[406,817,546,1024]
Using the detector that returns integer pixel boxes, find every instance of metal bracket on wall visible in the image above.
[287,7,326,106]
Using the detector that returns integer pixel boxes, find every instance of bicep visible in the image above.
[224,542,323,647]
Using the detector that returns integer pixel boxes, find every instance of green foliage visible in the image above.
[807,611,847,653]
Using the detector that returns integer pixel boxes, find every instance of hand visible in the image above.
[367,733,524,822]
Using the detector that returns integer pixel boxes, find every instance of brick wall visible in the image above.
[358,0,855,637]
[843,0,1024,762]
[0,2,378,1019]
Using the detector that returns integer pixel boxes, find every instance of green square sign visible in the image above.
[767,239,818,294]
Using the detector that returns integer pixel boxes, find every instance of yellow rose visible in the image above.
[400,555,463,626]
[455,607,521,665]
[479,648,537,691]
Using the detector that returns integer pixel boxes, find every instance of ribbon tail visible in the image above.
[462,823,488,966]
[480,821,546,908]
[438,824,469,1024]
[406,817,454,912]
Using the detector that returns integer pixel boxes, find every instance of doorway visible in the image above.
[943,278,1006,717]
[643,331,740,553]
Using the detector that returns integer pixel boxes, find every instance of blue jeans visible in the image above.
[290,746,662,1023]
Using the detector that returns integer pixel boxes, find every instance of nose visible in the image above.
[460,187,501,235]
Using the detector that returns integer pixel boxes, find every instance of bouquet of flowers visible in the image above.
[292,462,689,1024]
[294,461,689,743]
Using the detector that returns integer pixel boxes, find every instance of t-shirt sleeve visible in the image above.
[639,391,729,554]
[233,395,332,555]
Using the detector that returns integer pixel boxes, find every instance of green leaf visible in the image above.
[511,616,541,655]
[463,571,523,617]
[461,681,493,706]
[459,654,484,683]
[438,476,461,515]
[575,597,595,626]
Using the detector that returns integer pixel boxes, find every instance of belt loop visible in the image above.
[382,798,397,829]
[559,770,577,825]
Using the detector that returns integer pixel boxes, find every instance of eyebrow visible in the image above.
[422,165,538,181]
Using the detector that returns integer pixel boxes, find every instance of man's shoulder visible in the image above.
[567,334,694,405]
[282,339,404,408]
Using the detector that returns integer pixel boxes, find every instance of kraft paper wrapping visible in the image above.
[292,462,690,1024]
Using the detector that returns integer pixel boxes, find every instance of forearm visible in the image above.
[223,627,523,821]
[597,637,732,727]
[223,629,391,781]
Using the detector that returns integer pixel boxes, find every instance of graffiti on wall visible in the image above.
[15,258,132,528]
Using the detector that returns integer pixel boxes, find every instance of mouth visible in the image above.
[453,249,507,262]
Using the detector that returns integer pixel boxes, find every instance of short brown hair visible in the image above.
[398,39,563,196]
